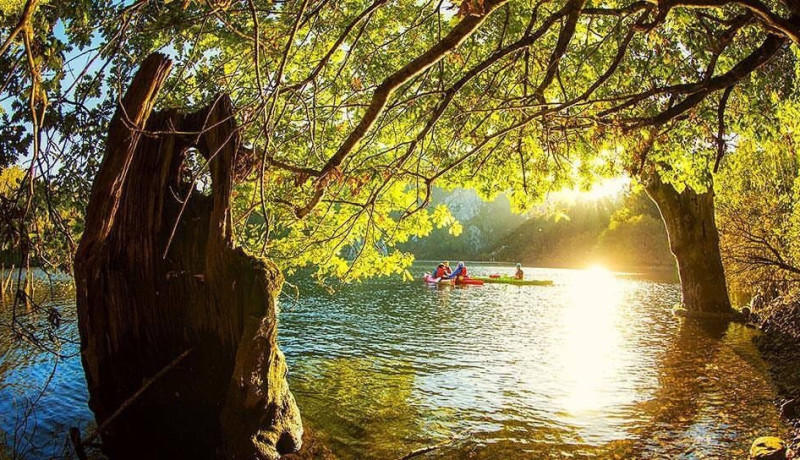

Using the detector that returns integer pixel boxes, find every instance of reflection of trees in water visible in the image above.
[1,271,77,359]
[616,320,786,458]
[1,359,65,459]
[423,320,786,460]
[596,320,728,458]
[290,356,429,460]
[0,273,89,459]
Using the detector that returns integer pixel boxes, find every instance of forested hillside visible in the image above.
[397,188,525,260]
[403,187,674,271]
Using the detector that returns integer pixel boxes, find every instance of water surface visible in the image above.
[281,264,788,459]
[0,264,789,459]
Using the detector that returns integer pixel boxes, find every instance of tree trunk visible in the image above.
[74,53,302,459]
[644,172,735,318]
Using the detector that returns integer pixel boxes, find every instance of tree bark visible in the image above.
[644,172,735,318]
[74,53,302,459]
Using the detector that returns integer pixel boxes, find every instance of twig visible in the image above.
[396,431,470,460]
[79,348,194,447]
[69,427,88,460]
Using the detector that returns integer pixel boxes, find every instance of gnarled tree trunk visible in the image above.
[644,172,734,318]
[74,53,302,459]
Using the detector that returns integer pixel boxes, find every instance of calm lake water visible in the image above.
[0,264,790,459]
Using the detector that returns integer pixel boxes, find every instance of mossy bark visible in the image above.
[644,172,734,318]
[74,53,302,459]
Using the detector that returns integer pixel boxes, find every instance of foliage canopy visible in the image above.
[1,0,799,280]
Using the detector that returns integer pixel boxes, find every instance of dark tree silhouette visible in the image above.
[74,54,301,459]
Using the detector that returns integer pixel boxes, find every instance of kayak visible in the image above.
[423,274,454,285]
[454,277,484,286]
[473,276,553,286]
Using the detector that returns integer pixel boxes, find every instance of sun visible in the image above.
[581,177,631,201]
[553,176,630,203]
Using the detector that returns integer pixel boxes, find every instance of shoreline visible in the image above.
[753,297,800,457]
[413,259,677,273]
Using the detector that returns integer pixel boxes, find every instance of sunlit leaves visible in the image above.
[716,94,800,289]
[0,165,24,197]
[2,0,798,283]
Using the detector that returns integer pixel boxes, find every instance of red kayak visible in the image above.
[423,274,454,285]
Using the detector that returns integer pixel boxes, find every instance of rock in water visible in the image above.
[750,437,787,460]
[780,398,800,419]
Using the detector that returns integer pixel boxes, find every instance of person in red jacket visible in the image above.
[443,261,452,276]
[433,263,446,279]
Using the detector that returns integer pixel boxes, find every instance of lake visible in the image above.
[0,264,790,458]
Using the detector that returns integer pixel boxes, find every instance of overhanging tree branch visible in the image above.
[615,34,787,128]
[294,0,509,218]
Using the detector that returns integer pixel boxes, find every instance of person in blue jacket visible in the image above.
[446,262,467,279]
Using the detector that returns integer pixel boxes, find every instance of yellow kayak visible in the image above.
[473,276,553,286]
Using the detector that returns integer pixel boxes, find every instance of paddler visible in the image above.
[433,263,447,278]
[515,263,524,280]
[446,261,467,280]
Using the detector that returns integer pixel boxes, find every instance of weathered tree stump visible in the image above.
[74,53,301,459]
[644,172,735,319]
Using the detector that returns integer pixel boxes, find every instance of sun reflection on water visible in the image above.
[557,265,629,420]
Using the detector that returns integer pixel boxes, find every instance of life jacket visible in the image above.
[434,266,446,278]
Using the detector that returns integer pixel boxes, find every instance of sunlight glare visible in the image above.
[557,265,627,417]
[554,176,630,203]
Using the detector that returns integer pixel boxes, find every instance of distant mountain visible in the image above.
[484,197,617,266]
[398,188,525,260]
[401,187,675,271]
